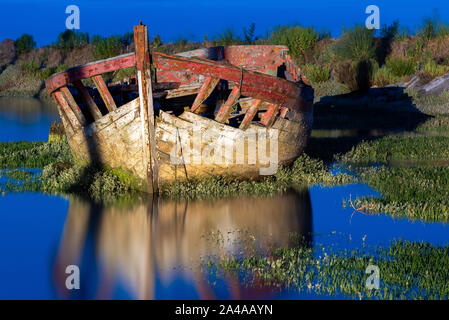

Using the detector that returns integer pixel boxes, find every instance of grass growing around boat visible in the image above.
[160,154,353,199]
[204,238,449,299]
[0,140,353,202]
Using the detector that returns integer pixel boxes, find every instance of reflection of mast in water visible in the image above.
[53,189,312,300]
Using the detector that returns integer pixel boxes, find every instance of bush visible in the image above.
[302,64,331,83]
[333,26,375,61]
[419,60,449,82]
[334,59,373,92]
[269,25,320,62]
[55,30,89,50]
[15,34,36,55]
[214,28,241,45]
[385,57,416,77]
[92,32,132,59]
[372,65,400,87]
[19,61,40,77]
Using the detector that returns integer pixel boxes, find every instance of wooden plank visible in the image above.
[166,82,203,99]
[215,85,240,123]
[239,99,261,130]
[134,23,159,193]
[45,52,136,94]
[53,90,82,131]
[191,76,220,113]
[60,86,87,126]
[260,103,280,127]
[92,75,117,112]
[153,52,311,113]
[279,107,289,119]
[73,80,103,120]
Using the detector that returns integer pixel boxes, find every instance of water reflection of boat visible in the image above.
[53,191,312,299]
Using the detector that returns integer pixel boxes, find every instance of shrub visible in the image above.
[385,57,416,77]
[243,23,256,44]
[334,60,373,92]
[333,26,375,61]
[419,60,449,82]
[302,64,331,83]
[15,34,36,55]
[269,25,320,62]
[372,65,400,87]
[214,28,241,45]
[55,30,89,50]
[150,34,162,49]
[92,33,132,59]
[19,61,40,77]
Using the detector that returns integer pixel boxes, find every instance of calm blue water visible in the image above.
[0,98,59,142]
[1,98,449,299]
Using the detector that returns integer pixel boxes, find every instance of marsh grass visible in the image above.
[339,136,449,164]
[160,154,353,200]
[345,166,449,222]
[0,141,72,169]
[204,238,449,299]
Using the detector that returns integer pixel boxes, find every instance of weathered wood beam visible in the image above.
[260,103,280,127]
[92,75,117,112]
[215,85,240,123]
[73,80,103,121]
[239,99,261,130]
[191,76,220,113]
[134,23,159,193]
[45,53,136,94]
[53,90,82,131]
[153,52,311,113]
[59,86,87,126]
[279,107,289,118]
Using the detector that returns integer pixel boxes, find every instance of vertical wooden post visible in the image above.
[134,23,159,193]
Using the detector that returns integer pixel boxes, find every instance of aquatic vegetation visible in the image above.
[204,239,449,299]
[40,162,139,203]
[161,154,353,199]
[340,136,449,164]
[346,166,449,222]
[0,140,72,168]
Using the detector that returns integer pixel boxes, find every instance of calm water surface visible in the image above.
[1,98,449,299]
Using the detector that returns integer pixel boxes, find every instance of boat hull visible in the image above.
[63,97,313,188]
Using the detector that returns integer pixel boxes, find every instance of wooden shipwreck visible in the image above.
[45,24,314,192]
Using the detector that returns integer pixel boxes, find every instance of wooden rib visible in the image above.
[279,107,289,119]
[53,90,82,130]
[191,76,220,113]
[260,103,280,127]
[215,85,240,123]
[73,80,103,120]
[92,75,117,112]
[59,87,87,126]
[45,52,136,94]
[239,99,261,130]
[166,82,203,99]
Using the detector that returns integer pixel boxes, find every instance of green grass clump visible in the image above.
[40,162,138,203]
[302,64,331,83]
[205,239,449,299]
[333,26,375,61]
[0,141,72,169]
[161,154,353,200]
[385,57,416,77]
[350,166,449,222]
[340,136,449,164]
[371,65,400,87]
[269,25,320,61]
